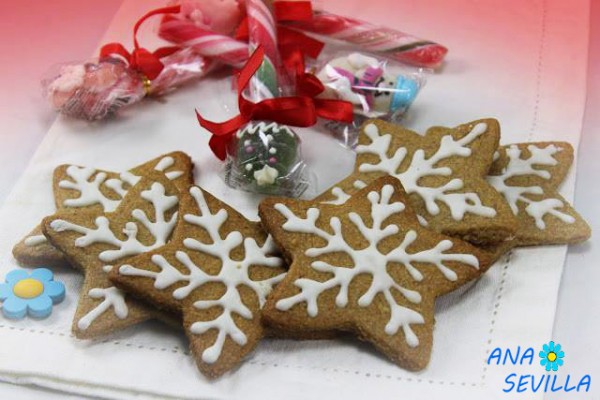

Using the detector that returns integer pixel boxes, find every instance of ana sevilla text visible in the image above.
[486,346,591,394]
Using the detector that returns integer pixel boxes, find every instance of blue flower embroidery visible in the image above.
[0,268,65,319]
[539,341,564,371]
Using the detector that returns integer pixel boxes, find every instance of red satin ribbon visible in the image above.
[274,1,314,21]
[277,26,354,122]
[200,1,353,160]
[197,46,353,160]
[198,46,316,160]
[99,5,181,80]
[236,2,352,122]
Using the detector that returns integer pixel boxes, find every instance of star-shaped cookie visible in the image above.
[41,172,182,338]
[260,176,493,371]
[109,185,286,378]
[315,119,517,245]
[13,152,193,268]
[487,142,591,247]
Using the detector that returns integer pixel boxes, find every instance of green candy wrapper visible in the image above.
[224,122,310,197]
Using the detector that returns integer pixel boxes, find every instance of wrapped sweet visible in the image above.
[194,3,354,198]
[314,52,426,147]
[44,59,144,120]
[218,0,312,198]
[281,9,447,69]
[42,6,215,121]
[224,122,309,196]
[316,52,422,119]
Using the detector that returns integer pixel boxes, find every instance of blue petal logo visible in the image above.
[539,341,564,371]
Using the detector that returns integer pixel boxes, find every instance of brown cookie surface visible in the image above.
[486,142,591,246]
[315,119,517,245]
[260,176,493,371]
[41,172,182,338]
[13,152,193,267]
[109,185,286,379]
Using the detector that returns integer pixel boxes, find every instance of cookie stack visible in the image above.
[12,119,590,379]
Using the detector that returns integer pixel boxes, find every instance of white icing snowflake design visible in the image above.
[119,186,284,364]
[487,144,575,230]
[50,181,179,330]
[24,156,183,249]
[325,122,497,221]
[274,184,480,347]
[58,155,184,213]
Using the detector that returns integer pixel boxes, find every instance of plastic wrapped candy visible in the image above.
[316,52,424,119]
[224,122,310,197]
[43,48,214,121]
[315,52,426,147]
[43,59,143,120]
[281,10,448,69]
[221,0,313,198]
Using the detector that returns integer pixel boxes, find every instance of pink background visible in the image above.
[0,0,122,202]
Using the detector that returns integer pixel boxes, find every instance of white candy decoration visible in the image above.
[119,186,284,364]
[50,182,179,330]
[327,123,497,221]
[253,165,279,186]
[274,184,479,347]
[487,144,575,230]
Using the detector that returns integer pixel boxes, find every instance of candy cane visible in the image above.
[246,0,281,99]
[284,10,447,68]
[159,14,249,68]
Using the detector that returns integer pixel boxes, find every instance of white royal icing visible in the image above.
[154,156,175,172]
[50,182,179,330]
[59,166,123,212]
[322,187,351,205]
[487,144,575,230]
[58,156,185,213]
[77,287,128,330]
[416,215,429,227]
[154,155,185,180]
[326,123,497,221]
[322,181,367,206]
[24,235,47,247]
[236,122,295,138]
[119,186,284,364]
[275,184,479,348]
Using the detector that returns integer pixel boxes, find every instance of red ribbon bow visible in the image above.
[234,1,354,126]
[273,1,314,21]
[99,6,181,80]
[197,46,353,160]
[276,26,354,122]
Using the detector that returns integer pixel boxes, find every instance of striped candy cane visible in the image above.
[159,14,249,68]
[246,0,281,100]
[284,10,448,68]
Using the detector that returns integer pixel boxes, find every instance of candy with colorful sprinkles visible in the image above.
[224,122,310,196]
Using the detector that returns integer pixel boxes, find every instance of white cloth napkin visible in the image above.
[0,0,590,399]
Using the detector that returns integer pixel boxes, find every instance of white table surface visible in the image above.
[0,1,598,399]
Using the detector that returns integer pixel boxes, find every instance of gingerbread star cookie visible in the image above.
[487,142,591,247]
[260,176,493,371]
[108,185,285,378]
[41,172,181,338]
[13,152,193,268]
[315,119,517,245]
